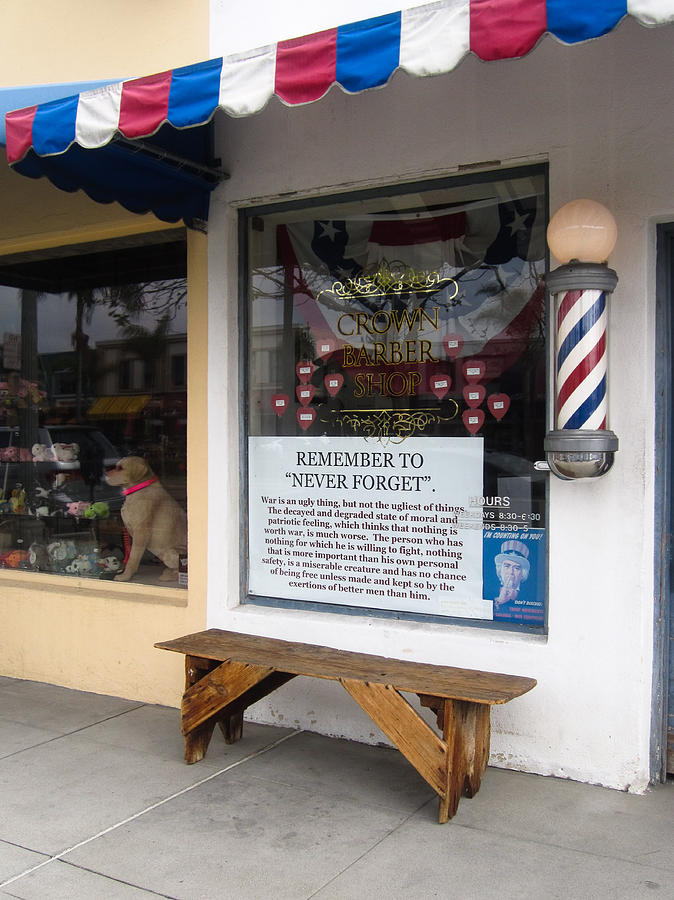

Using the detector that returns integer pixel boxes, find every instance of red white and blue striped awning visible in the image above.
[5,0,674,226]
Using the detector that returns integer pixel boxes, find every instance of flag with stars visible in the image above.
[275,191,545,370]
[283,193,545,280]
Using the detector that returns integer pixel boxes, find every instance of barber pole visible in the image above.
[544,261,618,479]
[554,286,608,431]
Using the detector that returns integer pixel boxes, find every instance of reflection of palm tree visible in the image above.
[103,281,186,329]
[17,289,42,498]
[72,289,95,421]
[71,282,186,421]
[117,314,172,477]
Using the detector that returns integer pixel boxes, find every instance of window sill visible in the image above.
[227,598,549,646]
[0,567,188,607]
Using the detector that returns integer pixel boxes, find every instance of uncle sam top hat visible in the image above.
[495,539,530,580]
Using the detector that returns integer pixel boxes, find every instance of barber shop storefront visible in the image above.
[244,166,548,628]
[3,0,674,791]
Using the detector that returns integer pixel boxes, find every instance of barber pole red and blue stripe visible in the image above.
[554,288,608,430]
[6,0,674,165]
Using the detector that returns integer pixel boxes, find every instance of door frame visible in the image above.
[653,222,674,781]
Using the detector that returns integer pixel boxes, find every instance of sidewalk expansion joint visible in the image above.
[0,728,303,890]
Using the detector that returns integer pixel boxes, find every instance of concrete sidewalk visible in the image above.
[0,677,671,899]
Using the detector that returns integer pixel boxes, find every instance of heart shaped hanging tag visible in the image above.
[316,339,336,360]
[429,373,451,400]
[443,334,464,359]
[488,393,511,421]
[324,373,344,397]
[296,361,316,384]
[462,359,485,384]
[462,384,486,409]
[296,384,316,407]
[296,408,317,431]
[462,408,485,435]
[270,394,289,417]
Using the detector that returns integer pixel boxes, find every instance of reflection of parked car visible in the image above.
[0,425,123,511]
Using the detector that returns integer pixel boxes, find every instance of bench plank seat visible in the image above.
[156,629,535,704]
[156,628,536,823]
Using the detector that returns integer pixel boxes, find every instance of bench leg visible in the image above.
[183,656,221,763]
[438,699,491,824]
[218,709,244,744]
[341,679,448,799]
[341,679,491,823]
[185,720,217,764]
[180,657,297,763]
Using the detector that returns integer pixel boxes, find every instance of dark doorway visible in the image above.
[655,222,674,778]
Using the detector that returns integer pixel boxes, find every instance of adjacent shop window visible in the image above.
[0,233,187,587]
[244,167,547,629]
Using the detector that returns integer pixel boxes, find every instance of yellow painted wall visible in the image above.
[0,0,210,706]
[0,226,209,707]
[0,1,209,85]
[0,232,208,705]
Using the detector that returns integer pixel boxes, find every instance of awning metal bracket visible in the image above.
[113,136,230,183]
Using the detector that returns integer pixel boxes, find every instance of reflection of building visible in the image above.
[37,335,187,462]
[1,2,673,797]
[39,351,80,402]
[87,334,187,469]
[39,338,186,414]
[94,335,187,397]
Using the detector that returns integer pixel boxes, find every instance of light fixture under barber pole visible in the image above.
[544,199,619,479]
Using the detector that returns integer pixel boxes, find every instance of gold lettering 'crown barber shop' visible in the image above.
[318,261,459,304]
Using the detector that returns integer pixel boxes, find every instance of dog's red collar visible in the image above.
[123,477,158,496]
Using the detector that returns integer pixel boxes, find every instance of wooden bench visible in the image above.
[155,629,536,823]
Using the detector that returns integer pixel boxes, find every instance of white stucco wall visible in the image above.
[206,15,674,790]
[210,0,430,56]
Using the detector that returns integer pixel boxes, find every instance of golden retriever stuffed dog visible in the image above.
[105,456,187,582]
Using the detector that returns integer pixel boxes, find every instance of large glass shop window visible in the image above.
[245,168,547,628]
[0,234,187,587]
